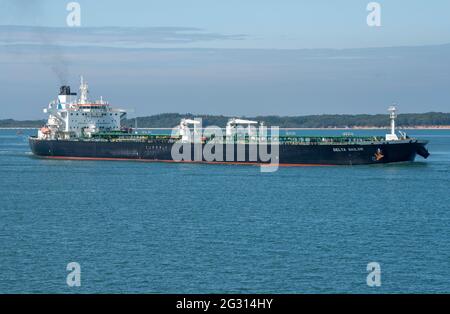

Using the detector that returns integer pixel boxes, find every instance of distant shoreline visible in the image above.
[2,126,450,130]
[4,112,450,129]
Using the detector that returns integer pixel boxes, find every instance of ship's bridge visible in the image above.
[39,77,127,140]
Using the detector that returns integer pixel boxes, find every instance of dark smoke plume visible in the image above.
[4,0,70,84]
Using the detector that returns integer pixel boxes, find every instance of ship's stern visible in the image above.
[29,137,51,157]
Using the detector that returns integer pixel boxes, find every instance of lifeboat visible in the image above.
[40,127,51,135]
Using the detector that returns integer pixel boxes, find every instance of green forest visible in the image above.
[123,112,450,128]
[2,112,450,128]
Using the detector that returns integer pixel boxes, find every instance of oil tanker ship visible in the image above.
[29,78,430,166]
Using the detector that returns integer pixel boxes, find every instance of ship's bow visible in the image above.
[415,140,430,159]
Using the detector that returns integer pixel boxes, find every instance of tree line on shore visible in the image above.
[122,112,450,128]
[1,112,450,128]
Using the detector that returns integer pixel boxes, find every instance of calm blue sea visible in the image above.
[0,128,449,293]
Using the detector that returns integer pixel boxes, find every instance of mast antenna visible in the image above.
[386,105,399,141]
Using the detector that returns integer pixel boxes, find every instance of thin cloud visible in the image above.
[0,25,247,48]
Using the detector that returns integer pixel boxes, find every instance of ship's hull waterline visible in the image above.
[29,137,429,166]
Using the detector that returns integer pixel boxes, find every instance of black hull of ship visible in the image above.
[29,137,429,165]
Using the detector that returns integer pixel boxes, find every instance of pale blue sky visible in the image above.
[1,1,450,118]
[2,0,450,49]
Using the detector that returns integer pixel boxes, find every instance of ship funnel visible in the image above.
[58,85,77,108]
[59,85,76,96]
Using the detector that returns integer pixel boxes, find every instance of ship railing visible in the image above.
[81,133,386,145]
[204,135,385,145]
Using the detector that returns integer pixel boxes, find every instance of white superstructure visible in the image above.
[226,118,259,137]
[38,77,127,139]
[178,118,201,142]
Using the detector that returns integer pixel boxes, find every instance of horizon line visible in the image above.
[2,111,450,122]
